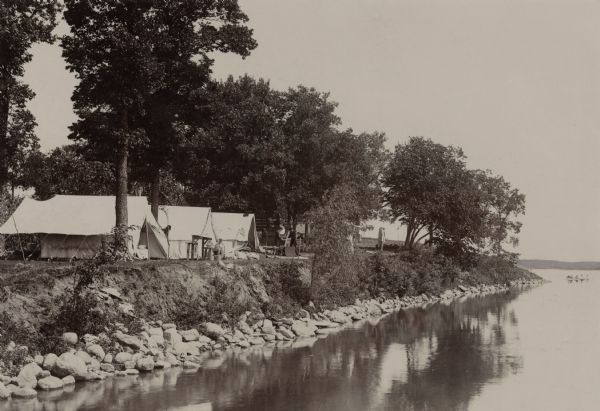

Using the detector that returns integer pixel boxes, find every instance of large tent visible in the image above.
[211,212,260,255]
[157,206,215,259]
[0,195,168,259]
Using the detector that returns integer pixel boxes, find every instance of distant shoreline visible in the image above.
[519,259,600,270]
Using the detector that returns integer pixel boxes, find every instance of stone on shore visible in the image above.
[180,329,200,342]
[12,387,37,399]
[261,319,276,335]
[135,357,155,372]
[202,322,226,339]
[37,376,64,390]
[52,352,88,379]
[61,375,76,385]
[0,383,11,399]
[75,350,93,364]
[62,332,78,345]
[86,344,106,360]
[113,332,143,350]
[291,321,317,337]
[114,352,133,364]
[17,362,43,389]
[42,353,58,371]
[164,328,183,345]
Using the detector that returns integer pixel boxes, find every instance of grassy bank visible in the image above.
[0,250,537,364]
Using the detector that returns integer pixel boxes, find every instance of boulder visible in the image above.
[261,319,276,335]
[34,355,44,366]
[62,332,78,345]
[52,352,88,380]
[86,344,106,361]
[42,353,58,371]
[12,387,37,399]
[173,342,200,356]
[123,361,136,370]
[89,358,101,370]
[164,328,182,345]
[314,320,339,329]
[125,369,139,375]
[135,356,155,372]
[75,350,93,364]
[162,323,176,330]
[114,352,133,364]
[103,353,113,364]
[100,363,115,373]
[37,376,64,390]
[201,322,225,339]
[61,375,76,386]
[183,361,199,369]
[179,329,200,342]
[278,328,296,340]
[17,362,43,389]
[291,321,317,338]
[236,321,253,335]
[113,332,142,350]
[325,310,349,324]
[0,383,10,400]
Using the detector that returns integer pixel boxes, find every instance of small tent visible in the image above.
[0,195,168,259]
[157,206,215,259]
[211,212,260,256]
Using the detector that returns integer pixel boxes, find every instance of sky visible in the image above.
[23,0,600,261]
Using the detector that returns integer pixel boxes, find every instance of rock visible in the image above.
[100,363,115,373]
[61,375,76,385]
[113,332,142,350]
[86,344,106,360]
[164,328,183,345]
[162,323,176,330]
[62,332,78,345]
[326,310,349,324]
[261,319,276,335]
[12,387,37,399]
[237,340,250,348]
[236,321,253,335]
[89,358,101,370]
[135,356,154,372]
[52,352,88,380]
[202,322,225,339]
[123,361,136,370]
[114,352,133,364]
[291,321,317,337]
[114,371,128,377]
[38,370,51,378]
[100,287,122,300]
[37,376,64,390]
[75,350,93,364]
[179,329,200,342]
[183,361,199,369]
[248,337,265,345]
[40,352,58,372]
[34,355,44,366]
[0,383,11,400]
[17,362,43,389]
[278,328,296,340]
[125,369,139,375]
[82,333,100,345]
[314,320,339,329]
[103,353,113,364]
[263,334,276,342]
[173,342,200,356]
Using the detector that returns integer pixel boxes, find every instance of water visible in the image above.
[1,269,598,411]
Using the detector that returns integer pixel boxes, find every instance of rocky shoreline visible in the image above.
[0,278,543,401]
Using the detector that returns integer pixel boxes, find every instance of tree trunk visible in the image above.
[0,89,9,190]
[115,110,129,253]
[150,167,160,219]
[405,220,414,249]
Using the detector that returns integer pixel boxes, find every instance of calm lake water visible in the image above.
[2,269,599,411]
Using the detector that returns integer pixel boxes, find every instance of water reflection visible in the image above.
[0,289,528,411]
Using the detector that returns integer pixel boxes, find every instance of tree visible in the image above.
[62,0,256,249]
[20,145,115,200]
[383,137,468,249]
[0,0,61,190]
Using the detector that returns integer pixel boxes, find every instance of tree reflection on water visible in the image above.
[0,289,527,411]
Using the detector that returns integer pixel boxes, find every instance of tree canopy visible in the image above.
[0,0,61,190]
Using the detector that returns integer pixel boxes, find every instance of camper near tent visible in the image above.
[157,206,215,259]
[0,195,168,259]
[211,212,260,256]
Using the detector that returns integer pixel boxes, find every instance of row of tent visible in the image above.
[0,195,259,260]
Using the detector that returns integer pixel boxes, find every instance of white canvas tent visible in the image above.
[157,206,215,259]
[211,212,260,256]
[0,195,168,259]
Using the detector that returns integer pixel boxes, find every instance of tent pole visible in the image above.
[145,220,150,260]
[11,215,26,262]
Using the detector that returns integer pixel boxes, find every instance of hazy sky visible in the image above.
[23,0,600,261]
